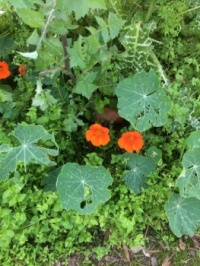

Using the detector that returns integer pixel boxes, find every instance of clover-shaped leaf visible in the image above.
[57,163,113,214]
[177,148,200,199]
[165,193,200,237]
[0,124,58,181]
[115,70,171,132]
[121,153,156,194]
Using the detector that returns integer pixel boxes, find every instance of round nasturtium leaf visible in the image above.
[165,193,200,237]
[177,148,200,199]
[185,131,200,149]
[115,70,171,132]
[121,153,156,194]
[146,146,162,164]
[0,124,58,181]
[57,163,113,214]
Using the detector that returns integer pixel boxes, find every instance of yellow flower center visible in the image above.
[128,136,134,142]
[96,129,102,135]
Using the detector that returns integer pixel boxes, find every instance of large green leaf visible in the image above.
[57,163,113,214]
[121,153,156,194]
[95,12,125,42]
[115,70,171,132]
[41,167,62,192]
[165,193,200,237]
[16,9,44,28]
[108,12,125,39]
[8,0,36,9]
[73,72,98,99]
[67,36,86,70]
[146,146,162,164]
[185,131,200,149]
[177,148,200,199]
[0,37,15,57]
[64,0,107,20]
[0,124,58,181]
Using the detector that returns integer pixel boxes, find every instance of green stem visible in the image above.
[149,51,168,86]
[179,5,200,15]
[37,0,56,51]
[145,0,157,23]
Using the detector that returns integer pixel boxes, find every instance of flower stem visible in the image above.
[145,0,157,23]
[37,0,56,51]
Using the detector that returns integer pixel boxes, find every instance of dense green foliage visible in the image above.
[0,0,199,264]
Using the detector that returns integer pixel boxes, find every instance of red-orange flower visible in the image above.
[86,123,110,147]
[118,131,144,152]
[0,61,10,80]
[18,64,26,75]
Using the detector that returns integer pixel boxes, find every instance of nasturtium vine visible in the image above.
[57,163,113,214]
[115,70,171,132]
[0,124,58,181]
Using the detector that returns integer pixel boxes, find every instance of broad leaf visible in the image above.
[67,36,86,70]
[0,87,13,102]
[95,13,125,43]
[57,163,113,214]
[0,124,58,181]
[185,131,200,149]
[0,102,16,121]
[108,12,125,39]
[65,0,107,20]
[8,0,36,9]
[146,146,162,164]
[42,167,62,192]
[165,193,200,237]
[95,16,109,43]
[73,72,98,99]
[115,70,171,132]
[0,37,15,57]
[121,153,156,194]
[16,9,44,28]
[177,148,200,199]
[27,30,40,46]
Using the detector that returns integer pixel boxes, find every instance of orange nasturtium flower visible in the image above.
[118,131,144,152]
[86,123,110,147]
[0,61,11,80]
[18,64,26,75]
